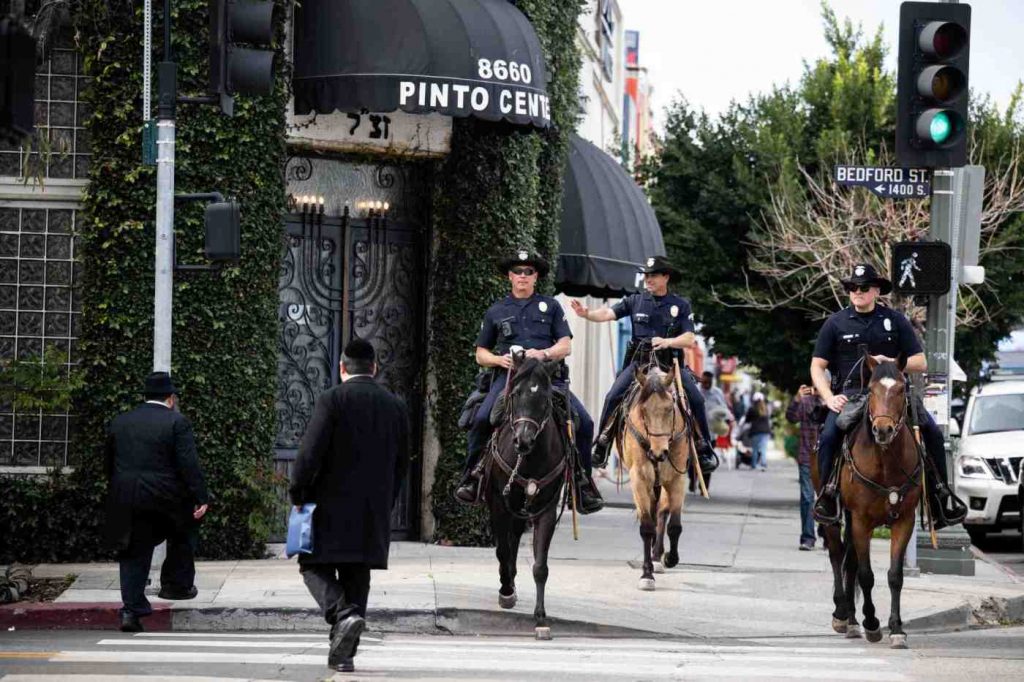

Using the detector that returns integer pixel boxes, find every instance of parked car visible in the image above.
[953,380,1024,545]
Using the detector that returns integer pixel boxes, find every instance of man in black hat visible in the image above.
[455,250,603,513]
[105,372,209,633]
[291,338,410,673]
[570,255,720,474]
[810,263,966,526]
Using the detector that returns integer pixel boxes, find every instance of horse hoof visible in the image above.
[831,617,849,634]
[498,591,517,609]
[653,561,665,574]
[662,551,679,569]
[535,626,552,641]
[845,624,862,639]
[638,578,655,591]
[890,634,908,649]
[865,628,883,643]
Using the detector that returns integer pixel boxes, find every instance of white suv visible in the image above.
[953,380,1024,544]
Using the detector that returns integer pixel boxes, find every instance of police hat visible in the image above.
[841,263,892,295]
[637,255,681,282]
[142,371,179,396]
[498,250,550,278]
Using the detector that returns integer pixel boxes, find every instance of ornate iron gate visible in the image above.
[274,201,427,539]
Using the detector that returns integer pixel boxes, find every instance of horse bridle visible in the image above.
[625,393,687,475]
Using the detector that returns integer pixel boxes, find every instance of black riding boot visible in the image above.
[696,440,719,474]
[591,417,619,469]
[454,456,484,505]
[575,471,604,514]
[813,487,841,526]
[928,474,967,530]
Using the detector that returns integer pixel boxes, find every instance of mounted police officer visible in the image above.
[570,255,719,474]
[810,263,967,527]
[455,250,604,514]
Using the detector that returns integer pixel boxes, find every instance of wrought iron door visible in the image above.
[275,206,426,538]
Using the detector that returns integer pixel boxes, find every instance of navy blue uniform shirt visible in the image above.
[812,304,922,394]
[476,294,572,353]
[612,292,694,340]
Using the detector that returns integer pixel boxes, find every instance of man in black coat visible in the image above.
[105,372,209,632]
[290,338,410,673]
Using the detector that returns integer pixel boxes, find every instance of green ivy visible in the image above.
[0,348,85,412]
[428,0,584,544]
[1,0,289,561]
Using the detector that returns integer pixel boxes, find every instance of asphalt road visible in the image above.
[2,627,1023,681]
[973,529,1024,578]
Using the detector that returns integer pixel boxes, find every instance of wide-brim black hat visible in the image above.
[841,263,892,295]
[637,255,681,282]
[142,371,180,396]
[498,250,550,278]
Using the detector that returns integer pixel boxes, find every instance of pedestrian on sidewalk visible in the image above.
[693,371,733,489]
[742,392,772,470]
[104,372,209,633]
[290,338,410,674]
[786,385,824,550]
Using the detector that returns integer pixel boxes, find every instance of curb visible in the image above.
[0,602,172,631]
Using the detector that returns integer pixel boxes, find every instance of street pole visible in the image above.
[153,0,176,374]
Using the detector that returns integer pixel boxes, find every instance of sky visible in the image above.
[618,0,1024,131]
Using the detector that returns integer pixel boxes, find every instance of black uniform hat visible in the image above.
[142,371,179,396]
[498,250,550,278]
[841,263,892,295]
[637,255,681,282]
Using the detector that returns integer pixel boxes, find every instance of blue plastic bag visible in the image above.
[286,503,316,558]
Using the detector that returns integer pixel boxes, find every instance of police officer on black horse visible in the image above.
[455,250,604,513]
[570,255,719,474]
[810,263,967,527]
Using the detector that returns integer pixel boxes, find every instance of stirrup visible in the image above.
[575,475,604,515]
[813,489,841,526]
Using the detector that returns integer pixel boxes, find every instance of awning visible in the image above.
[292,0,551,128]
[555,135,666,298]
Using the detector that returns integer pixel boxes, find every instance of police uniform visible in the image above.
[466,293,594,474]
[596,291,713,450]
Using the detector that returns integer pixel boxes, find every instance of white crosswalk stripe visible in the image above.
[2,633,912,681]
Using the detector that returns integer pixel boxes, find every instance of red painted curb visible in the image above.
[0,602,172,631]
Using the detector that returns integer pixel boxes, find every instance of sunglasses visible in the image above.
[845,284,873,294]
[510,267,536,276]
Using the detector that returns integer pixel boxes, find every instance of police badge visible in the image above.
[539,301,548,312]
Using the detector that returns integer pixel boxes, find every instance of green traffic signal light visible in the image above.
[930,111,951,143]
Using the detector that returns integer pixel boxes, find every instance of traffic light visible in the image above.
[891,241,951,296]
[204,199,241,261]
[209,0,276,115]
[0,16,36,141]
[896,2,971,168]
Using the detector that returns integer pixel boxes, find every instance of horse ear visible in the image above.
[543,360,559,378]
[661,367,675,388]
[896,353,907,372]
[634,366,646,387]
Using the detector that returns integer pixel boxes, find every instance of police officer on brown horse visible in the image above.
[570,255,719,474]
[455,250,603,513]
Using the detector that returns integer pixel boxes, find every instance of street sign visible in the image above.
[834,165,931,199]
[891,241,951,295]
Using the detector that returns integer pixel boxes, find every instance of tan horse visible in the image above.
[617,365,691,591]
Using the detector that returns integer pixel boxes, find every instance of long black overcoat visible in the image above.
[289,376,410,569]
[104,403,210,551]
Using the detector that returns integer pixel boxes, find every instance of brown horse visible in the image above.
[824,353,922,649]
[617,365,691,591]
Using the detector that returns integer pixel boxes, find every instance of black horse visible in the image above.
[485,356,569,640]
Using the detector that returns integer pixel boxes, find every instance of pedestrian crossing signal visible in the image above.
[891,241,951,296]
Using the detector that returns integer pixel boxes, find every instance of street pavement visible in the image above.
[3,448,1022,644]
[2,627,1024,680]
[974,530,1024,578]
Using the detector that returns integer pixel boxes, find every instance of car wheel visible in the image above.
[966,527,987,546]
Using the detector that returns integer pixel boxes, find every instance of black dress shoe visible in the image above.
[813,492,841,526]
[454,478,480,505]
[158,585,198,600]
[119,611,143,633]
[328,615,365,669]
[575,476,604,515]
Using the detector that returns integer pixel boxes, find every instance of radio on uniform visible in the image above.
[891,241,951,295]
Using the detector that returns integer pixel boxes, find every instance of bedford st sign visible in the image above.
[834,165,931,199]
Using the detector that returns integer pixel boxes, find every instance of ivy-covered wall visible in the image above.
[0,0,288,562]
[428,0,583,544]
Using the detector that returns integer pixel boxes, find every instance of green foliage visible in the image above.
[428,0,583,544]
[0,347,84,412]
[12,0,290,560]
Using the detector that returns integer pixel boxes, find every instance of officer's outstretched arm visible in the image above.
[570,299,616,322]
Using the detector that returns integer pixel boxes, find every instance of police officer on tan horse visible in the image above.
[455,250,603,513]
[570,255,719,475]
[811,263,967,527]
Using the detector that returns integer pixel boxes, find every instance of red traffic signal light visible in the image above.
[896,2,971,168]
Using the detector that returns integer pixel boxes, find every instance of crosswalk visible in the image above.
[0,632,912,680]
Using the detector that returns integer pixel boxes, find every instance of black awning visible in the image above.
[293,0,551,128]
[555,135,666,298]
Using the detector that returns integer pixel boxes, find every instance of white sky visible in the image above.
[618,0,1024,130]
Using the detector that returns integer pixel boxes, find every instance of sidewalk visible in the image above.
[4,447,1021,637]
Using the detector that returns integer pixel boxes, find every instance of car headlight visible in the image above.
[958,456,992,479]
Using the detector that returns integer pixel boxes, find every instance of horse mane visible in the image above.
[510,357,546,386]
[639,370,670,401]
[870,360,903,383]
